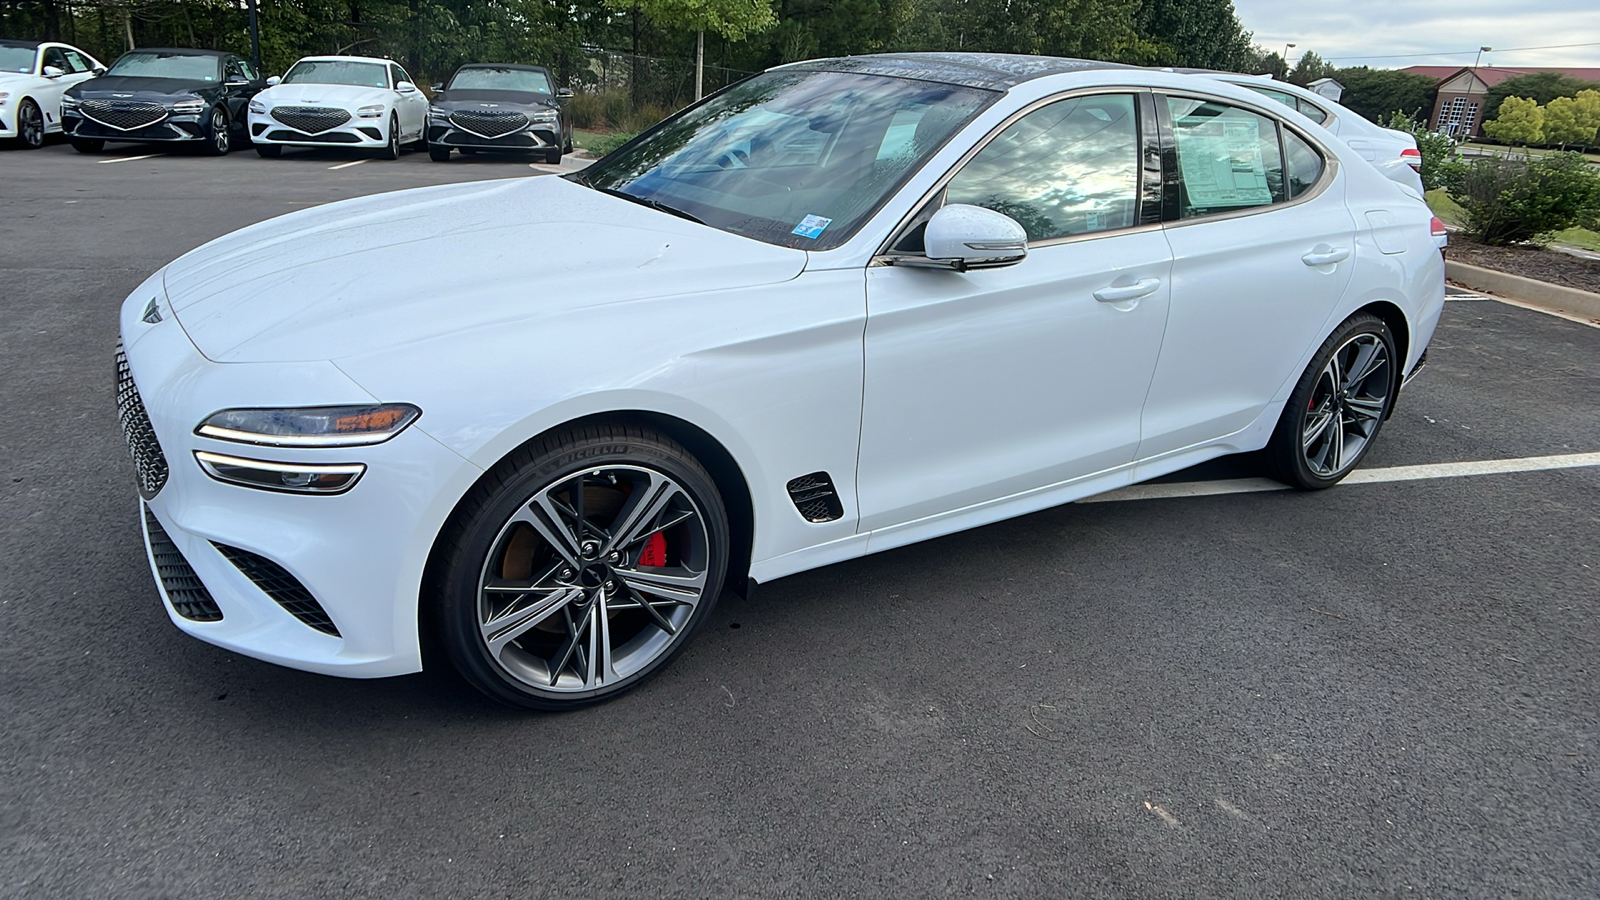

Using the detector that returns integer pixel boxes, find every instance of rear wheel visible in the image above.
[203,106,230,155]
[255,143,281,158]
[16,98,44,148]
[428,144,451,162]
[70,137,104,153]
[1265,312,1397,489]
[432,425,729,710]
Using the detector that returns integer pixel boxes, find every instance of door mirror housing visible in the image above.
[92,66,107,76]
[266,75,281,86]
[431,82,444,92]
[920,204,1029,270]
[556,87,574,99]
[42,65,65,79]
[396,81,418,94]
[226,74,248,85]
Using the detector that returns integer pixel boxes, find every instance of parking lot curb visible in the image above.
[1445,260,1600,323]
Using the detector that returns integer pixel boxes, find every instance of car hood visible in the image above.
[69,75,217,99]
[433,89,554,111]
[163,175,808,364]
[258,83,393,108]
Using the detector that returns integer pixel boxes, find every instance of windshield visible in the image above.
[108,51,220,81]
[0,46,34,74]
[282,60,388,88]
[449,67,551,93]
[579,69,994,251]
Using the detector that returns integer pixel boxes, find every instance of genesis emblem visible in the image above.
[141,297,162,324]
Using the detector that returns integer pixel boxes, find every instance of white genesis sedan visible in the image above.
[119,53,1446,709]
[247,55,428,158]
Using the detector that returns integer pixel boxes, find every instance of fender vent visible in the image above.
[786,472,844,523]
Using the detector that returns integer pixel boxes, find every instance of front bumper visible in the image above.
[63,110,207,142]
[120,284,480,678]
[427,121,559,150]
[249,110,388,147]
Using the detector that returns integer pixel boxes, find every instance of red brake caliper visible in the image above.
[638,532,667,567]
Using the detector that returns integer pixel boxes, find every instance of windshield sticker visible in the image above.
[791,215,832,239]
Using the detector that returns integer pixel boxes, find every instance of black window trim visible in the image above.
[1152,89,1339,230]
[874,84,1166,264]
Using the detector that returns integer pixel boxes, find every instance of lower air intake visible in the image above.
[786,472,844,523]
[213,543,340,636]
[144,507,223,621]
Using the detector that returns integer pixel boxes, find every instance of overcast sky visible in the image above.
[1232,0,1600,69]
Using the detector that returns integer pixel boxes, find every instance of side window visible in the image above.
[944,93,1140,242]
[237,60,259,81]
[391,64,412,88]
[42,47,68,73]
[1166,97,1285,218]
[62,49,90,73]
[1284,130,1324,198]
[1295,98,1329,125]
[225,59,246,82]
[1245,85,1296,109]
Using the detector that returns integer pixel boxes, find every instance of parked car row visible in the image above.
[2,41,573,163]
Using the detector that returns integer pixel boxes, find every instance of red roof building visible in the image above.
[1402,66,1600,137]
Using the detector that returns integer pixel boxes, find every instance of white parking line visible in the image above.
[329,159,368,170]
[1082,451,1600,504]
[98,154,159,164]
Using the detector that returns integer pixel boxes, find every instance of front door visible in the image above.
[858,92,1172,532]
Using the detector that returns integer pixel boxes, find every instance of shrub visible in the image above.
[586,131,638,157]
[1442,151,1600,245]
[1383,111,1459,191]
[565,91,604,130]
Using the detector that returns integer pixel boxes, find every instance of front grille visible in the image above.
[443,130,536,148]
[116,343,168,499]
[786,472,844,523]
[270,106,352,134]
[144,507,223,621]
[214,543,340,636]
[264,129,360,143]
[81,99,168,131]
[71,118,189,141]
[448,110,529,139]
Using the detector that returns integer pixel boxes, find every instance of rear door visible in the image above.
[1137,93,1356,460]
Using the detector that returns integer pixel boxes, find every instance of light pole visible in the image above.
[1467,46,1491,137]
[247,0,261,71]
[1282,43,1296,78]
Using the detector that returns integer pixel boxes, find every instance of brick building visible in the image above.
[1403,65,1600,138]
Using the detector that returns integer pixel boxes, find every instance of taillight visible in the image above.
[1402,147,1423,172]
[1430,216,1448,237]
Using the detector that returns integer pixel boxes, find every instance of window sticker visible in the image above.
[1175,117,1273,208]
[791,214,832,239]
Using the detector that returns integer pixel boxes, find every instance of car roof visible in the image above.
[1,39,43,49]
[126,47,232,57]
[780,52,1136,91]
[296,55,397,65]
[456,63,552,73]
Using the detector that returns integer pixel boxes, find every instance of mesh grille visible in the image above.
[81,99,168,131]
[263,129,361,143]
[213,543,340,636]
[270,106,352,134]
[116,342,169,499]
[144,507,223,621]
[448,110,529,138]
[786,472,844,523]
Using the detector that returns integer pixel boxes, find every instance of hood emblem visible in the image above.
[141,297,162,324]
[482,103,499,108]
[113,93,132,98]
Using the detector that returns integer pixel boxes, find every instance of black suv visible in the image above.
[426,64,573,164]
[62,47,266,154]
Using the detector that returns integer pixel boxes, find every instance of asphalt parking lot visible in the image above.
[2,137,1597,899]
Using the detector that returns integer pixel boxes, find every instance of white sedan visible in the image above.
[0,39,103,148]
[247,54,427,158]
[118,53,1446,710]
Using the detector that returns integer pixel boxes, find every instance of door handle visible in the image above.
[1093,277,1161,303]
[1301,247,1351,267]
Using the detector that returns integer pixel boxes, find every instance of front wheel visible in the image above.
[255,143,281,158]
[203,107,230,155]
[380,113,401,160]
[542,147,562,165]
[16,98,44,148]
[1265,312,1397,489]
[70,137,105,153]
[428,144,451,162]
[432,425,730,710]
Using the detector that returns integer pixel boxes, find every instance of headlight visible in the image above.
[428,106,449,120]
[357,104,384,118]
[530,110,559,123]
[59,94,75,109]
[195,404,421,447]
[172,98,206,114]
[248,99,266,114]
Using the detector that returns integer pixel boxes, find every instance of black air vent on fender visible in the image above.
[786,472,844,523]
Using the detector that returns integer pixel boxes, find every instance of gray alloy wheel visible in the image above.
[204,107,230,155]
[17,98,44,148]
[434,426,729,710]
[1266,312,1396,489]
[381,114,401,159]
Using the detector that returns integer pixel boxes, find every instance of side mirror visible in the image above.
[92,66,107,76]
[266,75,281,86]
[431,83,444,92]
[227,74,248,85]
[922,204,1028,270]
[43,65,65,79]
[557,87,574,99]
[396,81,418,94]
